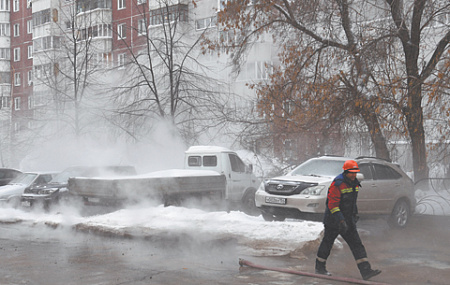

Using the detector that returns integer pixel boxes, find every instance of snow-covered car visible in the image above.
[0,172,56,207]
[255,156,416,228]
[21,165,137,209]
[0,168,22,186]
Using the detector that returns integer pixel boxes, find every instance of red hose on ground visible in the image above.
[239,258,390,285]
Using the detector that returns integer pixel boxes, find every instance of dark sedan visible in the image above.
[21,165,136,209]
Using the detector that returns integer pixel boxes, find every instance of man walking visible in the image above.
[315,160,381,280]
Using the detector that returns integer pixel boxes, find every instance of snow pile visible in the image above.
[0,205,323,256]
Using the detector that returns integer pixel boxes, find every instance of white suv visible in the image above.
[255,156,416,228]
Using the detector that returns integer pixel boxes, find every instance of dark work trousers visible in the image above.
[317,225,367,262]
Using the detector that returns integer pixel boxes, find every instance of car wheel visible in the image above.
[388,199,410,228]
[261,211,286,222]
[7,196,21,208]
[241,189,259,216]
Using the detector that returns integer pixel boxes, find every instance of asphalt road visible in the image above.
[0,214,449,285]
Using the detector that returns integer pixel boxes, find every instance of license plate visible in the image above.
[87,197,100,203]
[265,196,286,205]
[21,201,31,207]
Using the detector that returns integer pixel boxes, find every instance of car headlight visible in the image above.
[258,181,265,191]
[38,189,58,195]
[299,185,326,195]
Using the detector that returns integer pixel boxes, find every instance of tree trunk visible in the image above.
[405,83,429,182]
[359,107,390,161]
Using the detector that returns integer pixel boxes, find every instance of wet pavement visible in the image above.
[0,214,449,284]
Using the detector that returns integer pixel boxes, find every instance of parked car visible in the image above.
[0,172,56,207]
[21,165,137,209]
[0,168,22,186]
[255,156,416,228]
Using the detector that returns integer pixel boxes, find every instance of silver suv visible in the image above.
[255,156,416,228]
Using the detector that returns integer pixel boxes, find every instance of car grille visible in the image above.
[265,180,318,196]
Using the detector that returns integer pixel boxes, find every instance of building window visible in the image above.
[1,96,10,108]
[118,53,126,68]
[13,23,20,37]
[0,23,10,36]
[219,29,237,45]
[195,16,216,30]
[27,70,32,86]
[27,20,32,33]
[76,0,112,14]
[33,36,61,52]
[138,19,146,35]
[0,0,10,11]
[13,0,19,12]
[256,61,271,80]
[149,4,188,26]
[137,0,146,4]
[0,48,10,59]
[91,52,112,69]
[14,97,20,110]
[0,71,9,83]
[28,45,33,59]
[14,73,21,86]
[77,24,112,41]
[13,48,20,61]
[118,0,125,10]
[284,139,293,159]
[32,9,51,26]
[283,100,294,117]
[117,23,126,39]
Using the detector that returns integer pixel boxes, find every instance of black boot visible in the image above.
[358,261,381,280]
[315,259,331,276]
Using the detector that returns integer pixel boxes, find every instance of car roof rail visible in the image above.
[321,154,346,158]
[355,156,392,163]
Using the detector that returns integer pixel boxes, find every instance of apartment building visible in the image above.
[0,0,278,166]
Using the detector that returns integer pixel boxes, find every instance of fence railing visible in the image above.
[414,178,450,215]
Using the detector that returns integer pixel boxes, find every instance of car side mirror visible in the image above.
[246,164,253,174]
[356,173,364,181]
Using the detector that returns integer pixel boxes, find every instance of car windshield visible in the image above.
[289,159,346,177]
[50,169,87,184]
[8,173,38,185]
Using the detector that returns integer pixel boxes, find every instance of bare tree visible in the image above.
[213,0,450,181]
[106,0,232,145]
[32,1,108,138]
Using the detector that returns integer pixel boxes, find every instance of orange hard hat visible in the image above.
[343,160,360,172]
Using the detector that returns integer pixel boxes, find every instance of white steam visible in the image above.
[19,120,187,174]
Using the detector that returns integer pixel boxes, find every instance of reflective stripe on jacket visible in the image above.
[323,173,360,228]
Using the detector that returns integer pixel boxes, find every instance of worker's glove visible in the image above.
[354,215,360,223]
[339,220,348,235]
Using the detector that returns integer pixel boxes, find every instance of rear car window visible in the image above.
[188,156,201,166]
[373,164,402,180]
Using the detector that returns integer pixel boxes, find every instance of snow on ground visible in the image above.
[0,205,324,257]
[0,187,447,258]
